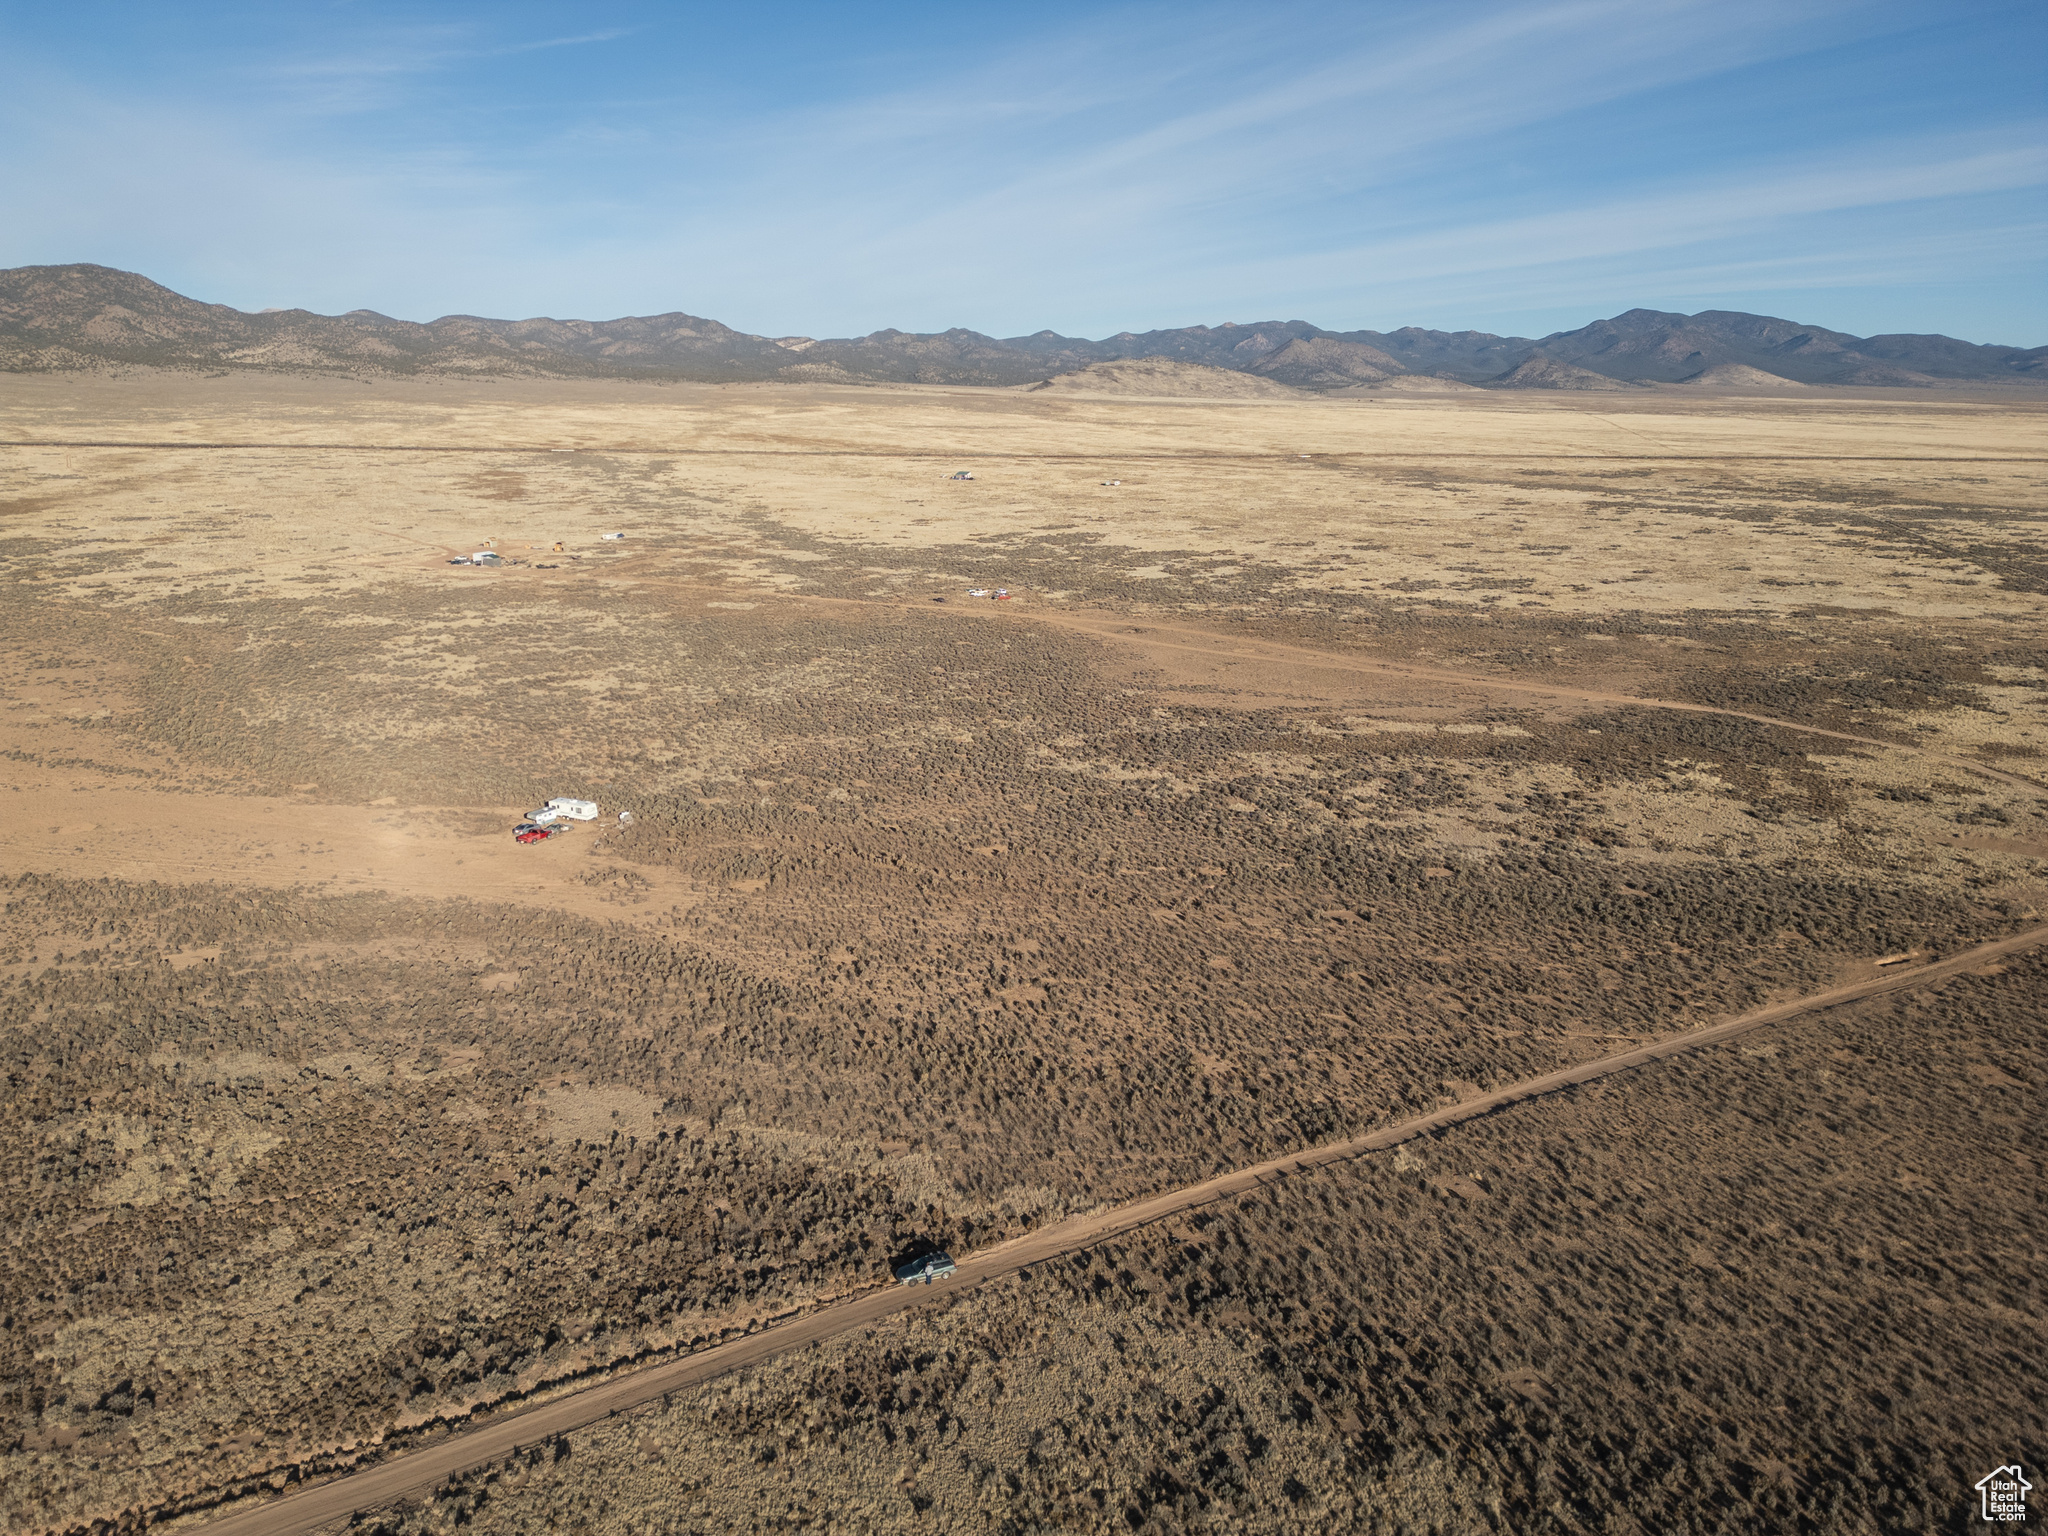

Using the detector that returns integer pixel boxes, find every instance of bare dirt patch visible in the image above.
[0,374,2041,1532]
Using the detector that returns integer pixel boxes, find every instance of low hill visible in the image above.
[1489,355,1640,391]
[1677,363,1806,389]
[0,263,790,379]
[1524,307,2046,386]
[1023,359,1303,399]
[1839,362,1943,387]
[778,327,1082,387]
[1370,374,1486,393]
[1242,336,1404,389]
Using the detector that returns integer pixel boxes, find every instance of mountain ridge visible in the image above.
[3,264,2041,389]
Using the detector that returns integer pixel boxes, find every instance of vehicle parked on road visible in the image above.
[892,1252,957,1286]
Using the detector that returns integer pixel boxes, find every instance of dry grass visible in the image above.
[0,375,2040,1531]
[345,953,2048,1535]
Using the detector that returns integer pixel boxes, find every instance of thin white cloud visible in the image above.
[614,0,1896,319]
[0,0,2037,341]
[502,30,631,55]
[755,0,1849,213]
[251,22,629,114]
[1332,216,2048,339]
[1250,131,2048,291]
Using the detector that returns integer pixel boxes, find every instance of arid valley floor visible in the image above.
[1,372,2043,1534]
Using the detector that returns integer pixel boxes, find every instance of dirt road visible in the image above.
[182,925,2046,1536]
[608,579,2035,793]
[765,590,2043,792]
[1019,609,2044,792]
[10,594,2032,926]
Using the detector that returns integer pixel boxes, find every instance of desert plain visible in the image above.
[0,370,2043,1534]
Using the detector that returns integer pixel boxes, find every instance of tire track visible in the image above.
[514,565,2037,792]
[738,589,2042,793]
[184,926,2046,1536]
[1024,609,2044,791]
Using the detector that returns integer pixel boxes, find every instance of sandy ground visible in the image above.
[2,372,2043,628]
[3,373,2044,1534]
[0,372,2040,1011]
[5,781,700,925]
[2,588,2039,932]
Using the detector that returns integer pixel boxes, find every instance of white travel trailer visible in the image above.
[545,798,600,821]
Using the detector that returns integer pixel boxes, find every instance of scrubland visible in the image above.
[0,374,2041,1532]
[365,950,2048,1535]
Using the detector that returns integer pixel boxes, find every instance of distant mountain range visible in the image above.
[3,263,2041,390]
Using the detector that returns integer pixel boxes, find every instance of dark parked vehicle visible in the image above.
[893,1252,957,1286]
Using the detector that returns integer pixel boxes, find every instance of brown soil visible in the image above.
[0,375,2041,1534]
[175,928,2048,1536]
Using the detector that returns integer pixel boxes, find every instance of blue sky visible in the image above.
[2,1,2042,341]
